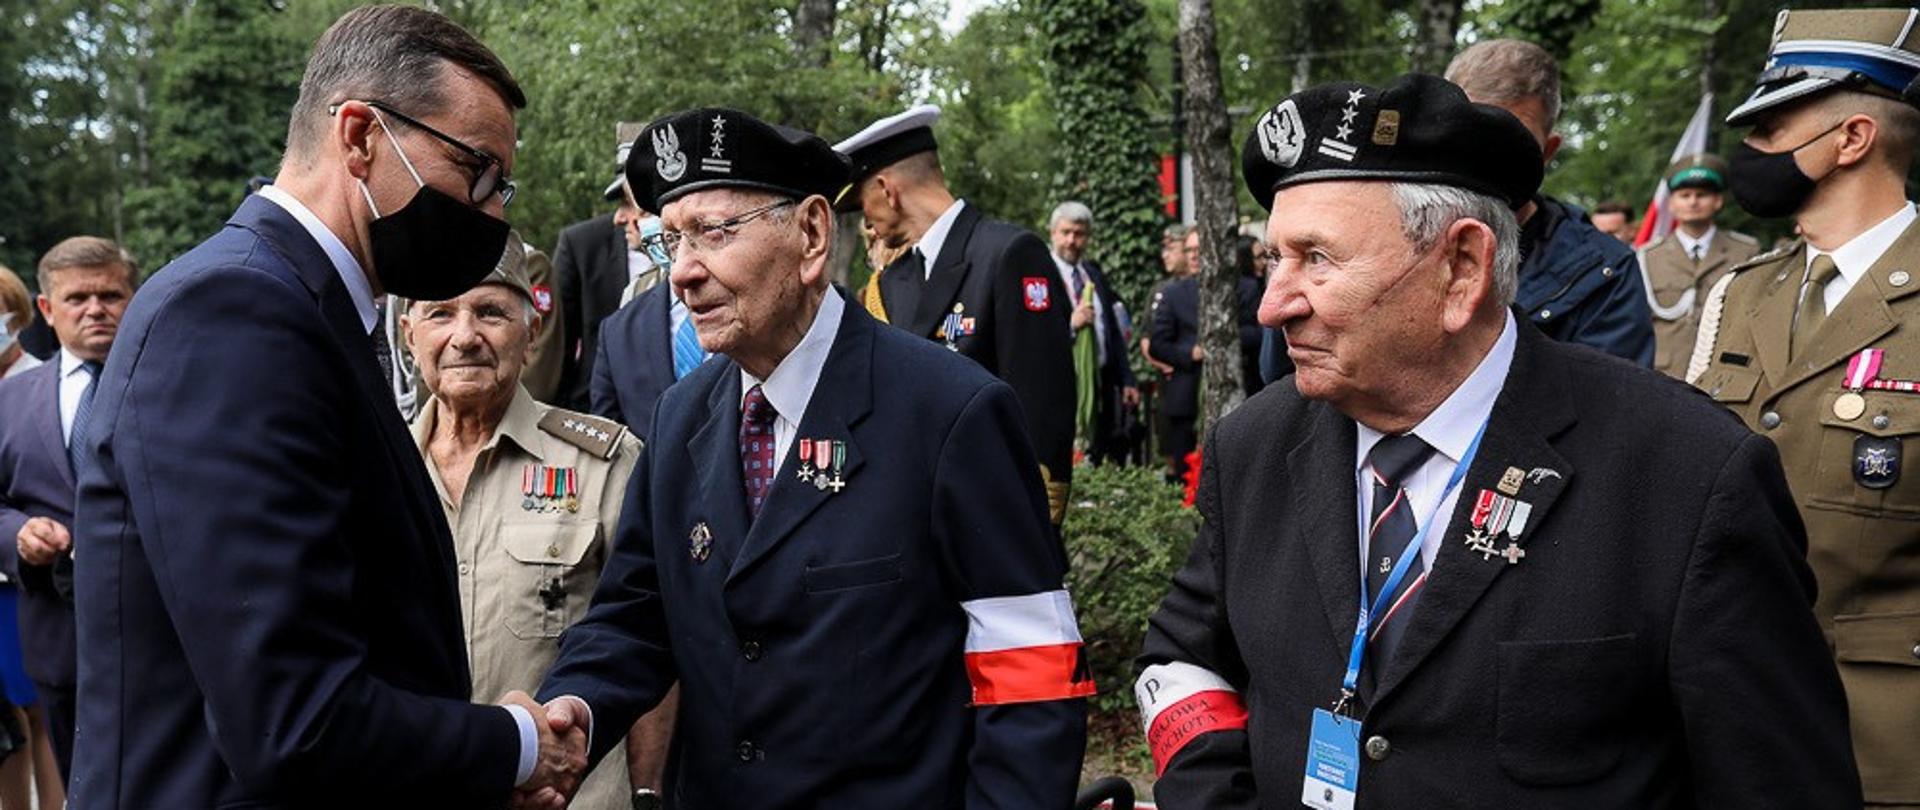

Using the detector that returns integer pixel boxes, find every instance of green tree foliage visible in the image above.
[1036,0,1166,312]
[121,0,301,274]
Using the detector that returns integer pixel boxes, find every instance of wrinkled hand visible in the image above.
[503,692,589,810]
[1070,299,1095,330]
[16,517,70,567]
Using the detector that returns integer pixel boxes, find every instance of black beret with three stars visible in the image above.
[1241,73,1544,211]
[624,107,850,212]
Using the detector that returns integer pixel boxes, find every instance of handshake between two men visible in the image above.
[501,692,591,810]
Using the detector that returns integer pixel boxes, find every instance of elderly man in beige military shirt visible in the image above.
[1691,8,1920,805]
[1637,153,1760,378]
[402,237,673,810]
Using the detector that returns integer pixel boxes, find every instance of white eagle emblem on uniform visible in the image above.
[653,125,687,182]
[1256,99,1305,168]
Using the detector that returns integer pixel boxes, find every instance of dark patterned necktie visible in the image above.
[67,360,102,475]
[1364,433,1435,681]
[739,384,779,520]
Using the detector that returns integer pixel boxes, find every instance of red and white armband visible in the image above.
[961,590,1098,705]
[1136,661,1248,775]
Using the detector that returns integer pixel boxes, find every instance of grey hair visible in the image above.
[1388,182,1520,307]
[1049,201,1094,229]
[1445,39,1561,133]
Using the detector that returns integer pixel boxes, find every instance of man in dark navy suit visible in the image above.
[521,107,1091,810]
[0,236,136,783]
[68,7,587,809]
[590,226,704,442]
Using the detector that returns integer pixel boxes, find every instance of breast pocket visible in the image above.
[1834,609,1920,802]
[802,554,903,594]
[499,518,599,639]
[1495,634,1638,786]
[1811,391,1920,516]
[1696,365,1760,404]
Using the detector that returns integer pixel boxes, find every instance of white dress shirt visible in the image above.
[1674,226,1716,261]
[1354,311,1517,572]
[1052,253,1107,357]
[913,200,968,279]
[739,286,845,466]
[255,186,378,333]
[258,186,539,784]
[1808,201,1917,315]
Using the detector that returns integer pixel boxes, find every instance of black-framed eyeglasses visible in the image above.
[641,199,796,261]
[334,100,516,207]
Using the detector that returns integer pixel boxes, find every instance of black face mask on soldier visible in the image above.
[1727,120,1848,219]
[356,108,510,301]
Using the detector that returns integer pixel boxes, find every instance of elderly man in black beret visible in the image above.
[518,108,1091,810]
[1134,73,1858,809]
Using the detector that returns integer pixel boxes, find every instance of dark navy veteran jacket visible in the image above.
[540,291,1091,809]
[1140,323,1856,809]
[591,281,677,442]
[70,195,522,809]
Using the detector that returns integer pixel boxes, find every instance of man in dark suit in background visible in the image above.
[0,237,136,784]
[553,122,647,410]
[1048,201,1137,464]
[69,7,586,808]
[834,105,1077,524]
[1138,74,1856,809]
[524,107,1090,810]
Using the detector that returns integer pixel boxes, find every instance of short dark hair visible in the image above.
[1592,200,1634,216]
[37,236,137,295]
[285,5,525,164]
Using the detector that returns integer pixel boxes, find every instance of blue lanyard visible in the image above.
[1335,421,1487,714]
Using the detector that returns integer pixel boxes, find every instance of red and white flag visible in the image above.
[1633,92,1714,247]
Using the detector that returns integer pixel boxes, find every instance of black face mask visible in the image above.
[366,185,509,301]
[1728,121,1846,219]
[359,110,509,301]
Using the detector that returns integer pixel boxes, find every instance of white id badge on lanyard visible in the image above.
[1302,707,1360,810]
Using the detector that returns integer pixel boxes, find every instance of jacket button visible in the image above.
[736,740,760,762]
[1875,414,1892,430]
[1364,735,1390,761]
[1911,643,1919,661]
[741,640,762,661]
[1602,266,1615,277]
[1539,309,1553,320]
[1760,411,1781,430]
[457,562,470,575]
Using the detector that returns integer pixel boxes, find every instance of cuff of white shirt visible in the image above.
[505,704,538,787]
[555,695,595,747]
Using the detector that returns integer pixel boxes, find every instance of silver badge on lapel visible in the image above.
[689,521,713,563]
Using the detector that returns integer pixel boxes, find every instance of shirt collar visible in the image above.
[739,287,845,424]
[1809,201,1918,286]
[256,185,378,333]
[409,383,545,457]
[915,199,968,272]
[1675,226,1716,256]
[59,347,90,378]
[1355,311,1517,472]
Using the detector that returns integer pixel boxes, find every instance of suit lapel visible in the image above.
[32,363,73,489]
[1289,404,1363,651]
[727,308,874,585]
[1776,223,1920,392]
[687,367,750,571]
[1748,241,1806,386]
[1372,327,1577,703]
[908,205,982,336]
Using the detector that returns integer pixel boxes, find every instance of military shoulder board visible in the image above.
[538,410,627,460]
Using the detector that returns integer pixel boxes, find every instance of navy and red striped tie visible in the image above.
[740,384,779,521]
[1364,433,1435,685]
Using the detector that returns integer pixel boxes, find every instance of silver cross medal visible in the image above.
[1500,501,1534,565]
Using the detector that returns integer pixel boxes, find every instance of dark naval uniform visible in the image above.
[836,106,1076,524]
[877,203,1075,518]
